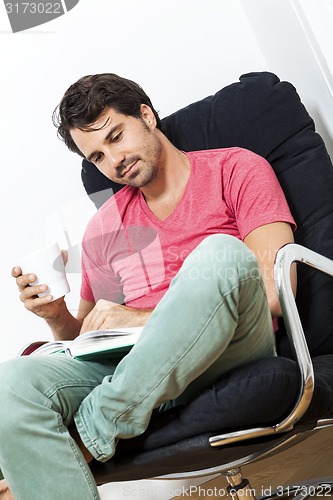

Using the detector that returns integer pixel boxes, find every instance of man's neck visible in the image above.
[140,139,190,220]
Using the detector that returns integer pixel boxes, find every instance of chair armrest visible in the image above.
[209,243,333,447]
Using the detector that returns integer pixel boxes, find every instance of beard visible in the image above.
[115,126,163,189]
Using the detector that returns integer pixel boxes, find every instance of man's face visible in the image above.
[70,105,162,188]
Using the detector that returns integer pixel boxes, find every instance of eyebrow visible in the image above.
[86,124,121,163]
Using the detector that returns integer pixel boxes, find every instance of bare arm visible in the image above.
[243,222,296,318]
[12,264,151,339]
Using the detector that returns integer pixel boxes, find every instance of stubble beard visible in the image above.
[117,132,162,189]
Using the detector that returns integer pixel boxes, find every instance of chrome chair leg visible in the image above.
[224,468,257,500]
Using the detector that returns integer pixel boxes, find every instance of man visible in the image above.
[0,73,296,499]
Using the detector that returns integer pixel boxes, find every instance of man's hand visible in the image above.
[12,255,82,341]
[11,266,66,321]
[0,479,14,499]
[80,300,152,334]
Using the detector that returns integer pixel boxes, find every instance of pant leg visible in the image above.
[75,234,276,461]
[0,354,118,499]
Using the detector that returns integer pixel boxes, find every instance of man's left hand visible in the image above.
[79,300,152,334]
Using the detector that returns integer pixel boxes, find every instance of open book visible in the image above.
[19,327,143,361]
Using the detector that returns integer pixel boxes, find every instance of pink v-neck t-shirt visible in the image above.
[80,148,295,307]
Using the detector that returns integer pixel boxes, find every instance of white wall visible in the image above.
[240,0,333,156]
[0,0,268,362]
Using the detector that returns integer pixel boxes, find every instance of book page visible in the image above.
[21,327,144,358]
[70,327,143,358]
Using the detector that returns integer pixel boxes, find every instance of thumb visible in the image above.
[61,249,69,267]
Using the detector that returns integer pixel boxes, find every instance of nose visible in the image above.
[103,149,126,174]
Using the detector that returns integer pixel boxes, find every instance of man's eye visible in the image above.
[94,153,103,164]
[112,131,123,143]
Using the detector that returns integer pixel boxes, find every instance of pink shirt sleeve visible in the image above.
[222,148,296,239]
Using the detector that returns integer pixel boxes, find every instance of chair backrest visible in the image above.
[81,71,333,358]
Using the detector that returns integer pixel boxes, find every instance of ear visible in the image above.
[140,104,157,129]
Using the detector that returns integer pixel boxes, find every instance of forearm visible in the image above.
[46,299,82,341]
[244,222,296,319]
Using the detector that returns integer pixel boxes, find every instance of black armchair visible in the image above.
[81,72,333,497]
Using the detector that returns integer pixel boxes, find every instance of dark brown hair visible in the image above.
[53,73,162,157]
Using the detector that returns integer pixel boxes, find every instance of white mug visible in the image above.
[18,243,70,301]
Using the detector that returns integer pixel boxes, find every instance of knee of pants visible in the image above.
[184,234,261,280]
[0,357,50,430]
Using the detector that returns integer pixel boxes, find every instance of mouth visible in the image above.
[121,160,139,178]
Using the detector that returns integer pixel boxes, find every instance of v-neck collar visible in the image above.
[138,153,193,226]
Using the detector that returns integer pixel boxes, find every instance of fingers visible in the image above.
[20,286,53,308]
[61,249,68,266]
[80,301,113,333]
[79,301,127,334]
[12,266,46,295]
[80,309,103,334]
[11,266,22,278]
[18,274,34,292]
[12,266,33,289]
[11,265,65,322]
[11,267,53,310]
[13,270,38,294]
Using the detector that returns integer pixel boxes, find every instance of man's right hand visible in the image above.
[11,266,66,321]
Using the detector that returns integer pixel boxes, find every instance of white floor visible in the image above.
[98,476,217,499]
